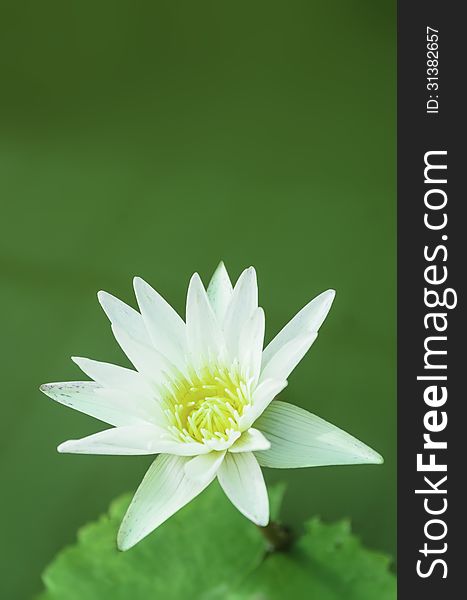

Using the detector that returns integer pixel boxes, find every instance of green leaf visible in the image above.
[40,483,395,600]
[230,518,396,600]
[40,482,285,600]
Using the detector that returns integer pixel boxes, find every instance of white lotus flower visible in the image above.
[41,263,382,550]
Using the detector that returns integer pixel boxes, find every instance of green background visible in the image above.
[0,1,395,598]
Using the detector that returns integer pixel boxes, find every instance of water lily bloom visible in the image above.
[41,263,382,550]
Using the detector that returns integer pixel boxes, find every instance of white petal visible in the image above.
[95,387,166,425]
[259,331,317,384]
[133,277,187,369]
[58,424,166,455]
[239,378,287,429]
[111,325,175,384]
[223,267,258,360]
[184,451,226,484]
[238,307,265,384]
[40,381,153,427]
[262,290,335,371]
[58,425,208,456]
[217,452,269,526]
[97,292,165,375]
[254,400,384,468]
[118,454,213,550]
[98,290,152,347]
[207,262,233,323]
[229,428,271,453]
[71,356,152,396]
[186,273,224,367]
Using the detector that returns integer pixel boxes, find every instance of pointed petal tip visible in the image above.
[237,265,257,282]
[211,261,230,281]
[97,290,120,311]
[256,515,270,527]
[40,383,62,398]
[71,356,96,375]
[40,383,65,400]
[357,444,384,465]
[321,288,336,306]
[116,499,178,552]
[116,530,132,552]
[371,450,384,464]
[132,275,144,290]
[57,440,75,453]
[188,272,208,300]
[133,275,157,296]
[243,504,269,527]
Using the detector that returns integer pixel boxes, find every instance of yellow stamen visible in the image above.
[160,363,251,443]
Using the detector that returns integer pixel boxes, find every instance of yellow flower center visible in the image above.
[160,364,251,444]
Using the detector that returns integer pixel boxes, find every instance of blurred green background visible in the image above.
[0,1,395,597]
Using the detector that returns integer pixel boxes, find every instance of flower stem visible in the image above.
[258,521,294,552]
